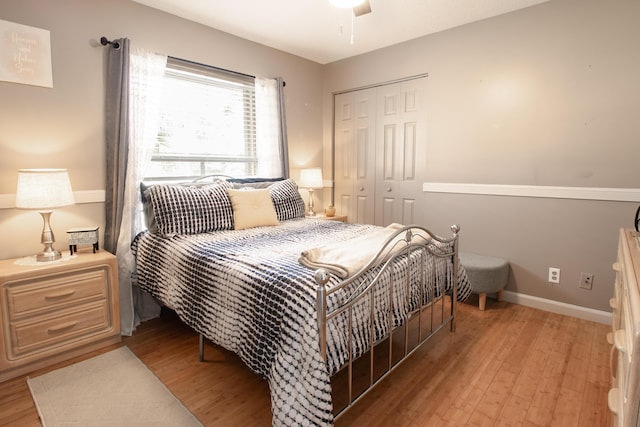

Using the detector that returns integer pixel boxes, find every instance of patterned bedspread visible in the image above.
[132,218,471,426]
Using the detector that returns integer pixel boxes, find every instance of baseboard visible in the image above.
[502,290,611,325]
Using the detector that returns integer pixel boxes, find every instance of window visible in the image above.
[143,58,283,182]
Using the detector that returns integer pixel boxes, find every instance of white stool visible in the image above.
[459,252,509,310]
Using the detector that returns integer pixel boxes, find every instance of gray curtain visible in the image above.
[277,77,290,178]
[104,38,153,336]
[103,48,286,334]
[104,38,129,253]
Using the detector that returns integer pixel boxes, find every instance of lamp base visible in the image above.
[306,188,317,216]
[36,211,62,262]
[36,249,62,262]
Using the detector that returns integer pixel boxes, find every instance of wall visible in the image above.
[322,0,640,313]
[0,0,324,260]
[1,0,638,314]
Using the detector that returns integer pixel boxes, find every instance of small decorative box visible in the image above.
[67,226,100,255]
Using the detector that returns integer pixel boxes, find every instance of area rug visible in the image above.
[27,346,202,426]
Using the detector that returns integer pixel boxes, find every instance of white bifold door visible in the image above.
[334,77,427,226]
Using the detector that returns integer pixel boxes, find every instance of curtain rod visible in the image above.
[168,56,286,87]
[333,73,428,96]
[98,37,285,87]
[100,36,120,49]
[168,56,254,79]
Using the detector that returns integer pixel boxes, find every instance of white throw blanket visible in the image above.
[299,223,431,278]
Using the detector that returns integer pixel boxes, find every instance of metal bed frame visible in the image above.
[198,223,460,420]
[314,224,460,418]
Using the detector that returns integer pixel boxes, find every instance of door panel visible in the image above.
[382,197,395,226]
[333,77,426,227]
[337,129,352,180]
[402,198,416,225]
[375,79,427,226]
[403,122,417,180]
[396,79,426,225]
[334,88,376,224]
[353,89,376,224]
[355,196,369,224]
[382,124,396,180]
[338,194,352,220]
[334,93,355,220]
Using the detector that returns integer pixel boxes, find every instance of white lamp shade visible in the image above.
[15,169,75,210]
[299,168,324,189]
[329,0,365,8]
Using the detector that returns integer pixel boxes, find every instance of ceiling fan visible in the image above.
[329,0,372,17]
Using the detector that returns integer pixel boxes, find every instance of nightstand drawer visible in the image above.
[0,251,121,382]
[5,269,108,319]
[8,301,111,359]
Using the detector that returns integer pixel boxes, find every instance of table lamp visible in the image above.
[15,169,75,262]
[299,168,323,217]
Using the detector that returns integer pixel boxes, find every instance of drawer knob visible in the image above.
[609,345,617,381]
[614,329,627,353]
[609,298,617,310]
[608,388,619,415]
[612,262,621,272]
[47,321,78,334]
[44,290,76,301]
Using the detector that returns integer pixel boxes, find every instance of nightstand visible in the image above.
[315,215,348,222]
[0,251,120,382]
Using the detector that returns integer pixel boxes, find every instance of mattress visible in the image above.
[132,218,471,426]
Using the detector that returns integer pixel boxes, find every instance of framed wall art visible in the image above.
[0,19,53,88]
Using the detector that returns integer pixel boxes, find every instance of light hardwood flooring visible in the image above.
[0,296,613,426]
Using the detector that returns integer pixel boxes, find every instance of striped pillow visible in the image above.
[143,181,234,235]
[269,179,306,221]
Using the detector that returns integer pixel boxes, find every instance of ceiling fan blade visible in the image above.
[353,0,371,17]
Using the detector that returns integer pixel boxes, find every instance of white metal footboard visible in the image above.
[314,224,460,418]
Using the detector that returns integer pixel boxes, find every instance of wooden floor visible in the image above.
[0,296,613,426]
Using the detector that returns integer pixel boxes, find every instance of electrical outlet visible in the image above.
[579,272,594,290]
[548,267,560,284]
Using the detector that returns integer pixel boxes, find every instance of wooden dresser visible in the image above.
[0,251,120,381]
[609,228,640,426]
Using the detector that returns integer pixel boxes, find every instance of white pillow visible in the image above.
[227,188,279,230]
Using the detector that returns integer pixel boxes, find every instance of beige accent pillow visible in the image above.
[227,188,279,230]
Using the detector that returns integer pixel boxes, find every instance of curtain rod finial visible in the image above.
[100,36,120,50]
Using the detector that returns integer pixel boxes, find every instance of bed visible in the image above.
[132,178,471,426]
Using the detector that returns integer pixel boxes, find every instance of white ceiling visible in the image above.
[132,0,550,64]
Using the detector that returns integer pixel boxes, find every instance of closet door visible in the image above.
[334,88,376,224]
[334,92,355,220]
[375,79,427,226]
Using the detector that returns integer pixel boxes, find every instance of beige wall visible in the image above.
[322,0,640,312]
[0,0,324,260]
[1,0,638,313]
